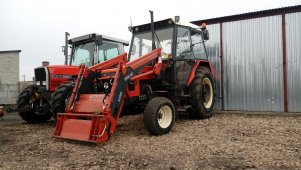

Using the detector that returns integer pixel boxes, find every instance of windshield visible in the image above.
[129,28,173,61]
[71,42,94,67]
[71,41,124,66]
[98,42,121,62]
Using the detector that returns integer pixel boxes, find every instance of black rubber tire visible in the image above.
[51,83,74,120]
[187,66,215,119]
[143,97,175,135]
[17,88,52,123]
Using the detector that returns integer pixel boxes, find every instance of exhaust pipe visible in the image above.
[149,10,156,50]
[64,32,70,65]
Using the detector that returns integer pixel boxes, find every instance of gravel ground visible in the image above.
[1,111,301,169]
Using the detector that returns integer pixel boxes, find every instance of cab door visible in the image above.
[175,27,194,92]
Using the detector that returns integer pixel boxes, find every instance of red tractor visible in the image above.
[53,12,215,143]
[17,33,129,123]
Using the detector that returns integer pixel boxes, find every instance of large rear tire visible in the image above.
[143,97,175,135]
[187,66,215,119]
[17,87,52,123]
[51,83,73,120]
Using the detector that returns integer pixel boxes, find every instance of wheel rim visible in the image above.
[202,78,213,109]
[157,105,172,128]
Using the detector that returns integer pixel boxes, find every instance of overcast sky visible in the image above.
[0,0,300,81]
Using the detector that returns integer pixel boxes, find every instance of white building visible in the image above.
[0,50,21,104]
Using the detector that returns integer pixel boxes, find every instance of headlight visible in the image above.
[36,81,47,85]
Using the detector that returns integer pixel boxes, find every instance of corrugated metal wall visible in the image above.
[206,24,221,109]
[222,16,284,111]
[286,12,301,112]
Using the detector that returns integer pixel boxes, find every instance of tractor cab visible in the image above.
[129,18,209,61]
[128,18,210,95]
[34,33,129,92]
[68,33,129,67]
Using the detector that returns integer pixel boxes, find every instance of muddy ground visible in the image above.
[1,111,301,169]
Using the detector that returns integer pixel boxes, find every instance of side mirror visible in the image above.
[95,35,103,45]
[128,26,133,32]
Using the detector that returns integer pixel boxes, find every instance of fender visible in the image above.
[186,60,216,87]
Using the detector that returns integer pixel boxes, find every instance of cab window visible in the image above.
[176,27,193,59]
[72,42,94,67]
[98,42,120,62]
[190,30,206,60]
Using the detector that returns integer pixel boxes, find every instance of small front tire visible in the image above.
[143,97,175,135]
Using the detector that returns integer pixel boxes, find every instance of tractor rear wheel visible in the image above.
[51,83,74,120]
[17,87,52,123]
[187,66,215,119]
[143,97,175,135]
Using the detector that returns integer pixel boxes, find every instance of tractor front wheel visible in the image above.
[51,83,73,120]
[187,66,215,119]
[17,87,52,123]
[143,97,175,135]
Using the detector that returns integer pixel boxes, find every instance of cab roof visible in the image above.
[69,33,129,46]
[132,18,201,34]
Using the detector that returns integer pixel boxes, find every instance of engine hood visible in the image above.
[34,65,81,92]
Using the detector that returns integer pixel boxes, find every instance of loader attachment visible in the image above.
[53,49,162,143]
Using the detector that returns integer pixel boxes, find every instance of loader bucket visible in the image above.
[54,113,110,143]
[53,94,113,143]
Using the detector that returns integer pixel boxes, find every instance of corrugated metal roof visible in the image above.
[192,5,301,25]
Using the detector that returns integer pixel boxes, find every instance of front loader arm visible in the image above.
[109,48,162,118]
[54,49,163,144]
[65,53,128,113]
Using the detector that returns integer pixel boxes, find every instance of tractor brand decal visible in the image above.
[52,74,73,79]
[124,72,134,81]
[117,92,123,103]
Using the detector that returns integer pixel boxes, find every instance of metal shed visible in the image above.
[192,5,301,112]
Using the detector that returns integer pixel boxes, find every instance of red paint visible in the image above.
[186,60,214,87]
[47,65,81,92]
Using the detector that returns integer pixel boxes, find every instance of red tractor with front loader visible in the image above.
[17,33,129,123]
[53,12,215,143]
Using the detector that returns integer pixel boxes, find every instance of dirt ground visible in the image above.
[1,111,301,170]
